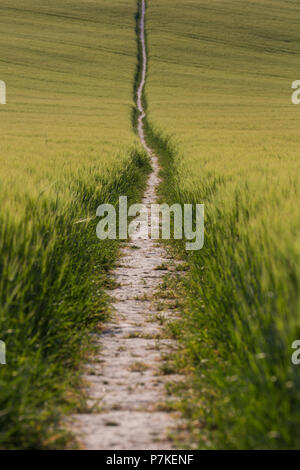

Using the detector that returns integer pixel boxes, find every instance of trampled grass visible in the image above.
[0,0,150,448]
[145,0,300,449]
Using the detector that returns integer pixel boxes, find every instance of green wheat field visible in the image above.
[0,0,300,450]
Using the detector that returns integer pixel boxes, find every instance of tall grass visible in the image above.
[145,0,300,449]
[0,0,150,448]
[0,148,150,449]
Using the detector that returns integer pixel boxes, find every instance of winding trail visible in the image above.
[72,0,181,450]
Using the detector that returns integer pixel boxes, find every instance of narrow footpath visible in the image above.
[72,0,182,450]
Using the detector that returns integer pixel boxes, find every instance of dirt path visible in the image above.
[71,0,181,450]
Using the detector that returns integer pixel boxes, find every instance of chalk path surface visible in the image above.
[71,0,182,449]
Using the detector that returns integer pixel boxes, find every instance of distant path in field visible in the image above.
[72,0,181,449]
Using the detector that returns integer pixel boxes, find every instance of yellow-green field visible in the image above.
[0,0,139,216]
[0,0,150,448]
[145,0,300,449]
[1,0,300,450]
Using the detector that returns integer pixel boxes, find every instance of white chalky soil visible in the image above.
[71,0,182,450]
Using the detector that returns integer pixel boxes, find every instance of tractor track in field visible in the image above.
[71,0,183,450]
